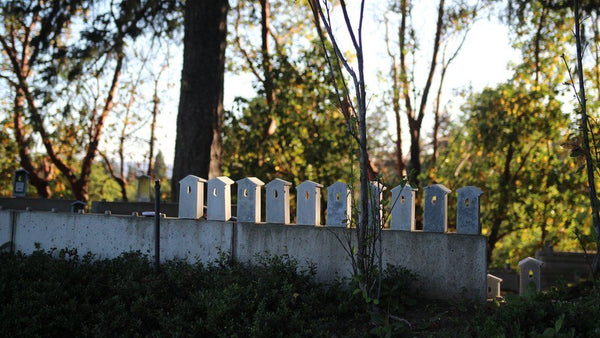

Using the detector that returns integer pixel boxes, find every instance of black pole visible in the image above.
[154,179,161,271]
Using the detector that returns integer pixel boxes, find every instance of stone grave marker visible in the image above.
[236,177,265,223]
[265,178,292,224]
[519,257,544,295]
[178,175,207,219]
[12,168,28,198]
[207,176,235,221]
[487,274,503,299]
[423,184,451,233]
[326,181,351,227]
[390,184,417,231]
[456,186,484,235]
[361,181,386,226]
[296,180,323,225]
[137,175,151,202]
[71,201,86,213]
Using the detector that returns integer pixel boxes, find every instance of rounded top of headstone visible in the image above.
[486,274,503,282]
[391,183,417,194]
[518,257,544,267]
[457,186,483,196]
[236,177,265,186]
[208,176,235,186]
[369,181,387,191]
[424,184,451,194]
[297,180,323,190]
[327,181,348,190]
[265,178,292,188]
[179,174,207,184]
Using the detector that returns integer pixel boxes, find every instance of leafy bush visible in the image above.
[0,249,419,336]
[473,282,600,337]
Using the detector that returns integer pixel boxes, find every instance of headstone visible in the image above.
[361,181,386,226]
[236,177,265,223]
[456,186,484,235]
[12,168,28,198]
[71,201,86,213]
[136,175,151,202]
[207,176,235,221]
[178,175,207,219]
[390,184,417,231]
[518,257,544,295]
[423,184,451,233]
[296,180,323,225]
[326,181,351,227]
[265,178,292,224]
[487,274,503,299]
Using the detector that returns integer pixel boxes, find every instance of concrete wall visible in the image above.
[0,210,486,301]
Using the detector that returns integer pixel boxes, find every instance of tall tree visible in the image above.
[172,0,229,200]
[385,0,478,181]
[0,0,177,201]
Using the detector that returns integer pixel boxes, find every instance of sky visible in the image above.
[135,3,521,169]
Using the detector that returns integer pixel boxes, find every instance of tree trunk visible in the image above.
[13,89,51,198]
[172,0,228,200]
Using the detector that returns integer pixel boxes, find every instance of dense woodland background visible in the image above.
[1,0,599,268]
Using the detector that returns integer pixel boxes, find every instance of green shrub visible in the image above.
[0,249,419,336]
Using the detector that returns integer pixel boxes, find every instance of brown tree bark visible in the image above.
[398,0,444,181]
[172,0,229,200]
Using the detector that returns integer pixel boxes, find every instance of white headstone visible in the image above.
[207,176,235,221]
[236,177,265,223]
[487,274,503,299]
[390,184,417,231]
[423,184,451,233]
[296,180,323,225]
[178,175,207,219]
[363,181,386,226]
[456,186,484,235]
[519,257,544,295]
[326,181,351,227]
[265,178,292,224]
[137,175,151,202]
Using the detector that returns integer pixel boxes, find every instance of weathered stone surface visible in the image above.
[296,180,323,225]
[136,175,151,202]
[207,176,235,221]
[12,168,28,198]
[390,184,417,231]
[456,186,484,235]
[326,181,351,227]
[178,175,207,219]
[487,274,503,299]
[0,210,488,302]
[423,184,451,233]
[236,177,265,223]
[519,257,544,295]
[265,178,291,224]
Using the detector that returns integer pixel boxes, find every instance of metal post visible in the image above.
[154,179,161,271]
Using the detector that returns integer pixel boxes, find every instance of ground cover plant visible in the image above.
[2,249,600,337]
[0,249,420,337]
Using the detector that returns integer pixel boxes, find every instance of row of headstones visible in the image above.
[178,175,484,235]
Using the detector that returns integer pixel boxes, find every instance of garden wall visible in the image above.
[0,209,486,301]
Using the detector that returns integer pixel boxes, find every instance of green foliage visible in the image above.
[433,81,590,267]
[473,282,600,337]
[0,117,18,197]
[223,37,355,187]
[152,150,167,180]
[88,163,124,202]
[0,250,419,336]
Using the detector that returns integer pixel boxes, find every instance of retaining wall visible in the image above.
[0,210,486,301]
